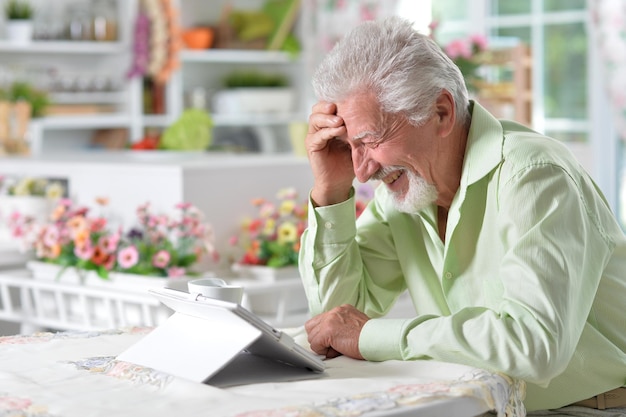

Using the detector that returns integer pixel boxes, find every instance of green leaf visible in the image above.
[96,267,110,279]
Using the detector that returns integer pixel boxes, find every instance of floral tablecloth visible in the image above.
[0,327,526,417]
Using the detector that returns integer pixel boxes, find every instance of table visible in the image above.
[0,326,526,417]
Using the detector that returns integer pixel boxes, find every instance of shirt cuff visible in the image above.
[359,317,412,361]
[310,188,357,244]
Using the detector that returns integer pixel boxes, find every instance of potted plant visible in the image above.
[4,0,34,44]
[8,198,219,282]
[0,175,65,249]
[0,81,49,118]
[228,184,377,279]
[211,70,296,115]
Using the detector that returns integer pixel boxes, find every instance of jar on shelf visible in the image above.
[66,2,93,41]
[92,0,118,41]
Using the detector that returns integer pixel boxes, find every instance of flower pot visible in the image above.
[182,27,214,49]
[231,263,308,316]
[0,195,54,221]
[5,20,33,44]
[231,263,299,282]
[27,260,191,290]
[211,88,296,115]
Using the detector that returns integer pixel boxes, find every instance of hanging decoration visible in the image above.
[127,0,181,84]
[127,4,151,79]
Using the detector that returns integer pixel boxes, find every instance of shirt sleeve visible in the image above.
[298,187,407,317]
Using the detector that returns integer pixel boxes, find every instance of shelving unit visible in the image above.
[0,0,136,153]
[475,42,532,127]
[0,0,308,154]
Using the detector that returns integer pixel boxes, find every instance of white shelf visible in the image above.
[49,92,127,104]
[180,49,300,64]
[212,112,305,127]
[142,114,176,128]
[0,41,128,54]
[33,114,132,129]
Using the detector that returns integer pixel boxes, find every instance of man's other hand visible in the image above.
[304,304,369,360]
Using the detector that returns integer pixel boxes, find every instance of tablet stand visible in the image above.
[117,309,323,386]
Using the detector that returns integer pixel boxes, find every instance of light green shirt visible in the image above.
[299,102,626,411]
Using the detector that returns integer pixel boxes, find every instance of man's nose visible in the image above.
[352,146,378,183]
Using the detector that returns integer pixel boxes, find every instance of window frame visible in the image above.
[429,0,619,213]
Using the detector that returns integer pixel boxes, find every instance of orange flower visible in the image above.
[50,205,66,222]
[73,227,91,249]
[67,216,87,232]
[51,243,62,258]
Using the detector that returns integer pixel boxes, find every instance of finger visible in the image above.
[308,336,330,356]
[325,347,342,359]
[311,101,337,115]
[308,111,345,133]
[307,131,347,155]
[304,314,321,333]
[305,316,323,346]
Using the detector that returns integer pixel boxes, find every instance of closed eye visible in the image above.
[361,140,381,149]
[353,131,383,150]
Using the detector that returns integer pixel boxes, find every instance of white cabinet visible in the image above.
[0,0,308,154]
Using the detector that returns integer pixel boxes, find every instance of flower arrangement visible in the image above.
[9,198,218,279]
[229,187,307,268]
[229,183,377,269]
[429,21,489,92]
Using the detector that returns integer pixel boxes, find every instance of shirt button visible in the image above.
[444,271,453,280]
[324,221,333,229]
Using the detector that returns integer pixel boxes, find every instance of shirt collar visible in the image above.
[461,101,505,187]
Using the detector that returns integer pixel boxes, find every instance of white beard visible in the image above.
[391,169,438,213]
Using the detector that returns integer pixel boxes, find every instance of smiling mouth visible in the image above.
[382,170,403,184]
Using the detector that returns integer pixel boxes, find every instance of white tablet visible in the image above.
[118,287,325,386]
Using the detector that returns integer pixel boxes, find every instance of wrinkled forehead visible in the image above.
[337,96,409,144]
[335,93,384,139]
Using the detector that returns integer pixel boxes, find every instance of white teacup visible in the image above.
[187,278,244,304]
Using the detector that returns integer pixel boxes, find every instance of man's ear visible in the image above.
[434,90,456,137]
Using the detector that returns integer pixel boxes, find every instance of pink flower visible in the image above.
[90,217,108,233]
[42,225,60,247]
[428,20,440,33]
[98,230,121,254]
[0,395,32,411]
[152,250,171,268]
[445,39,472,59]
[74,243,94,260]
[117,245,139,268]
[469,34,489,51]
[259,202,275,218]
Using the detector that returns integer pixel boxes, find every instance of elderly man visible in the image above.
[299,16,626,414]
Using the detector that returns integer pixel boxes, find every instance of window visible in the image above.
[397,0,621,220]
